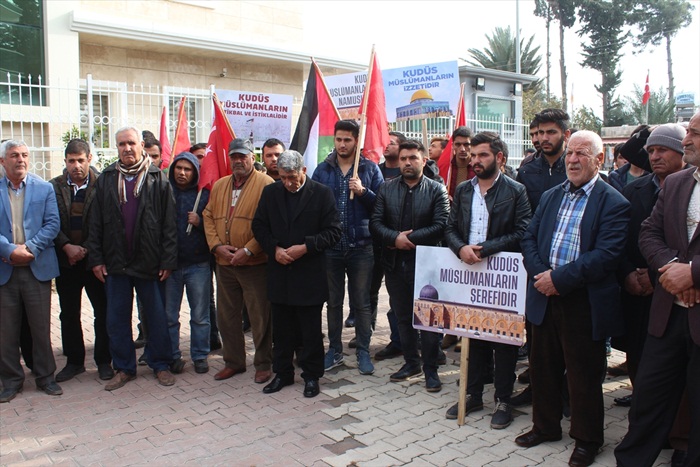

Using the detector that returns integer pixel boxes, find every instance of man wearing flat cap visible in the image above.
[203,138,275,383]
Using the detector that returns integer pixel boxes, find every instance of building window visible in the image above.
[476,96,514,120]
[0,0,45,105]
[80,92,111,150]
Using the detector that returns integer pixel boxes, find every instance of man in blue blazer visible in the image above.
[515,131,630,466]
[0,140,62,403]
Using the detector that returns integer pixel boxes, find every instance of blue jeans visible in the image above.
[105,274,172,374]
[165,262,211,361]
[325,245,374,355]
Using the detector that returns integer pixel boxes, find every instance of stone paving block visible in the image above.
[384,443,432,463]
[417,445,465,465]
[321,429,351,443]
[357,453,405,466]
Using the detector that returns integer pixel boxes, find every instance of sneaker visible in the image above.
[169,358,186,374]
[490,400,513,429]
[105,371,136,391]
[445,394,484,419]
[425,372,442,393]
[437,349,447,366]
[138,353,147,366]
[156,370,175,386]
[97,364,115,381]
[194,359,209,374]
[357,352,374,375]
[324,350,344,371]
[344,317,355,328]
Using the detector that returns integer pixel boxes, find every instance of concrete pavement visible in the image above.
[0,286,673,466]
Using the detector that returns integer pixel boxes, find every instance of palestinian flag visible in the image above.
[290,60,340,176]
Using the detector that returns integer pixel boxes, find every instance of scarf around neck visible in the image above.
[116,154,151,204]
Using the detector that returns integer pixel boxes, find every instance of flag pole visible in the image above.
[312,58,341,120]
[351,45,375,200]
[645,69,649,125]
[171,96,188,156]
[186,190,203,235]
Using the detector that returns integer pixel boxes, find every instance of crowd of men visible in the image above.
[0,109,698,467]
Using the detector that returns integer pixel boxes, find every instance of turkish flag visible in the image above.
[158,106,172,165]
[199,95,235,191]
[642,73,650,105]
[169,96,191,168]
[437,82,466,195]
[357,51,390,164]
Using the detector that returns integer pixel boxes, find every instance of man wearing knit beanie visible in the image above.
[616,111,700,467]
[646,123,686,158]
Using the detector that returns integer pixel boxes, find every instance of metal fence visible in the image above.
[1,72,532,180]
[1,73,218,178]
[392,114,531,168]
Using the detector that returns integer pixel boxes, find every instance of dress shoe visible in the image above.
[38,381,63,396]
[568,443,599,466]
[303,379,320,398]
[671,449,687,467]
[105,371,136,391]
[510,385,532,407]
[156,370,175,386]
[214,366,246,381]
[97,364,115,380]
[515,429,562,448]
[517,368,530,384]
[375,344,402,361]
[441,334,458,349]
[0,386,22,403]
[344,317,355,328]
[389,363,422,382]
[614,394,632,407]
[607,361,628,377]
[254,369,272,384]
[56,364,86,382]
[263,375,294,394]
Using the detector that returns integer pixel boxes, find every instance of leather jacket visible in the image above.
[370,175,449,272]
[444,175,531,259]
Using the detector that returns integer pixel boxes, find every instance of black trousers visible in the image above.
[55,264,111,366]
[384,264,439,374]
[530,289,607,447]
[467,339,518,403]
[271,303,324,381]
[615,305,700,467]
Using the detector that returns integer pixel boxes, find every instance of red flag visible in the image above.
[158,106,172,165]
[642,73,650,105]
[438,82,466,193]
[357,50,389,164]
[199,95,235,191]
[169,96,191,168]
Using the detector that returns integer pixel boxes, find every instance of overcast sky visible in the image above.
[301,0,700,117]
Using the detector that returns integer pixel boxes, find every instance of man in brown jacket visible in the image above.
[203,138,274,383]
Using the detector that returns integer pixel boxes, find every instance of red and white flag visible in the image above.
[642,73,651,105]
[169,96,191,168]
[199,95,235,191]
[437,82,466,195]
[158,106,172,165]
[357,50,389,164]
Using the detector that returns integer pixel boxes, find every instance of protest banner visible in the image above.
[413,246,527,346]
[216,89,293,147]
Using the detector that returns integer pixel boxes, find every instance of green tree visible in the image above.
[522,88,564,124]
[571,105,603,133]
[577,0,634,125]
[624,85,676,124]
[630,0,694,105]
[467,26,543,92]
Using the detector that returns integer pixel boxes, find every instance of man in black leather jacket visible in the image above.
[442,132,532,429]
[370,140,449,392]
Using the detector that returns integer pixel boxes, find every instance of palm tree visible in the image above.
[467,26,542,92]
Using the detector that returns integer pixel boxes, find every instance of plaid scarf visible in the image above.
[116,154,151,204]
